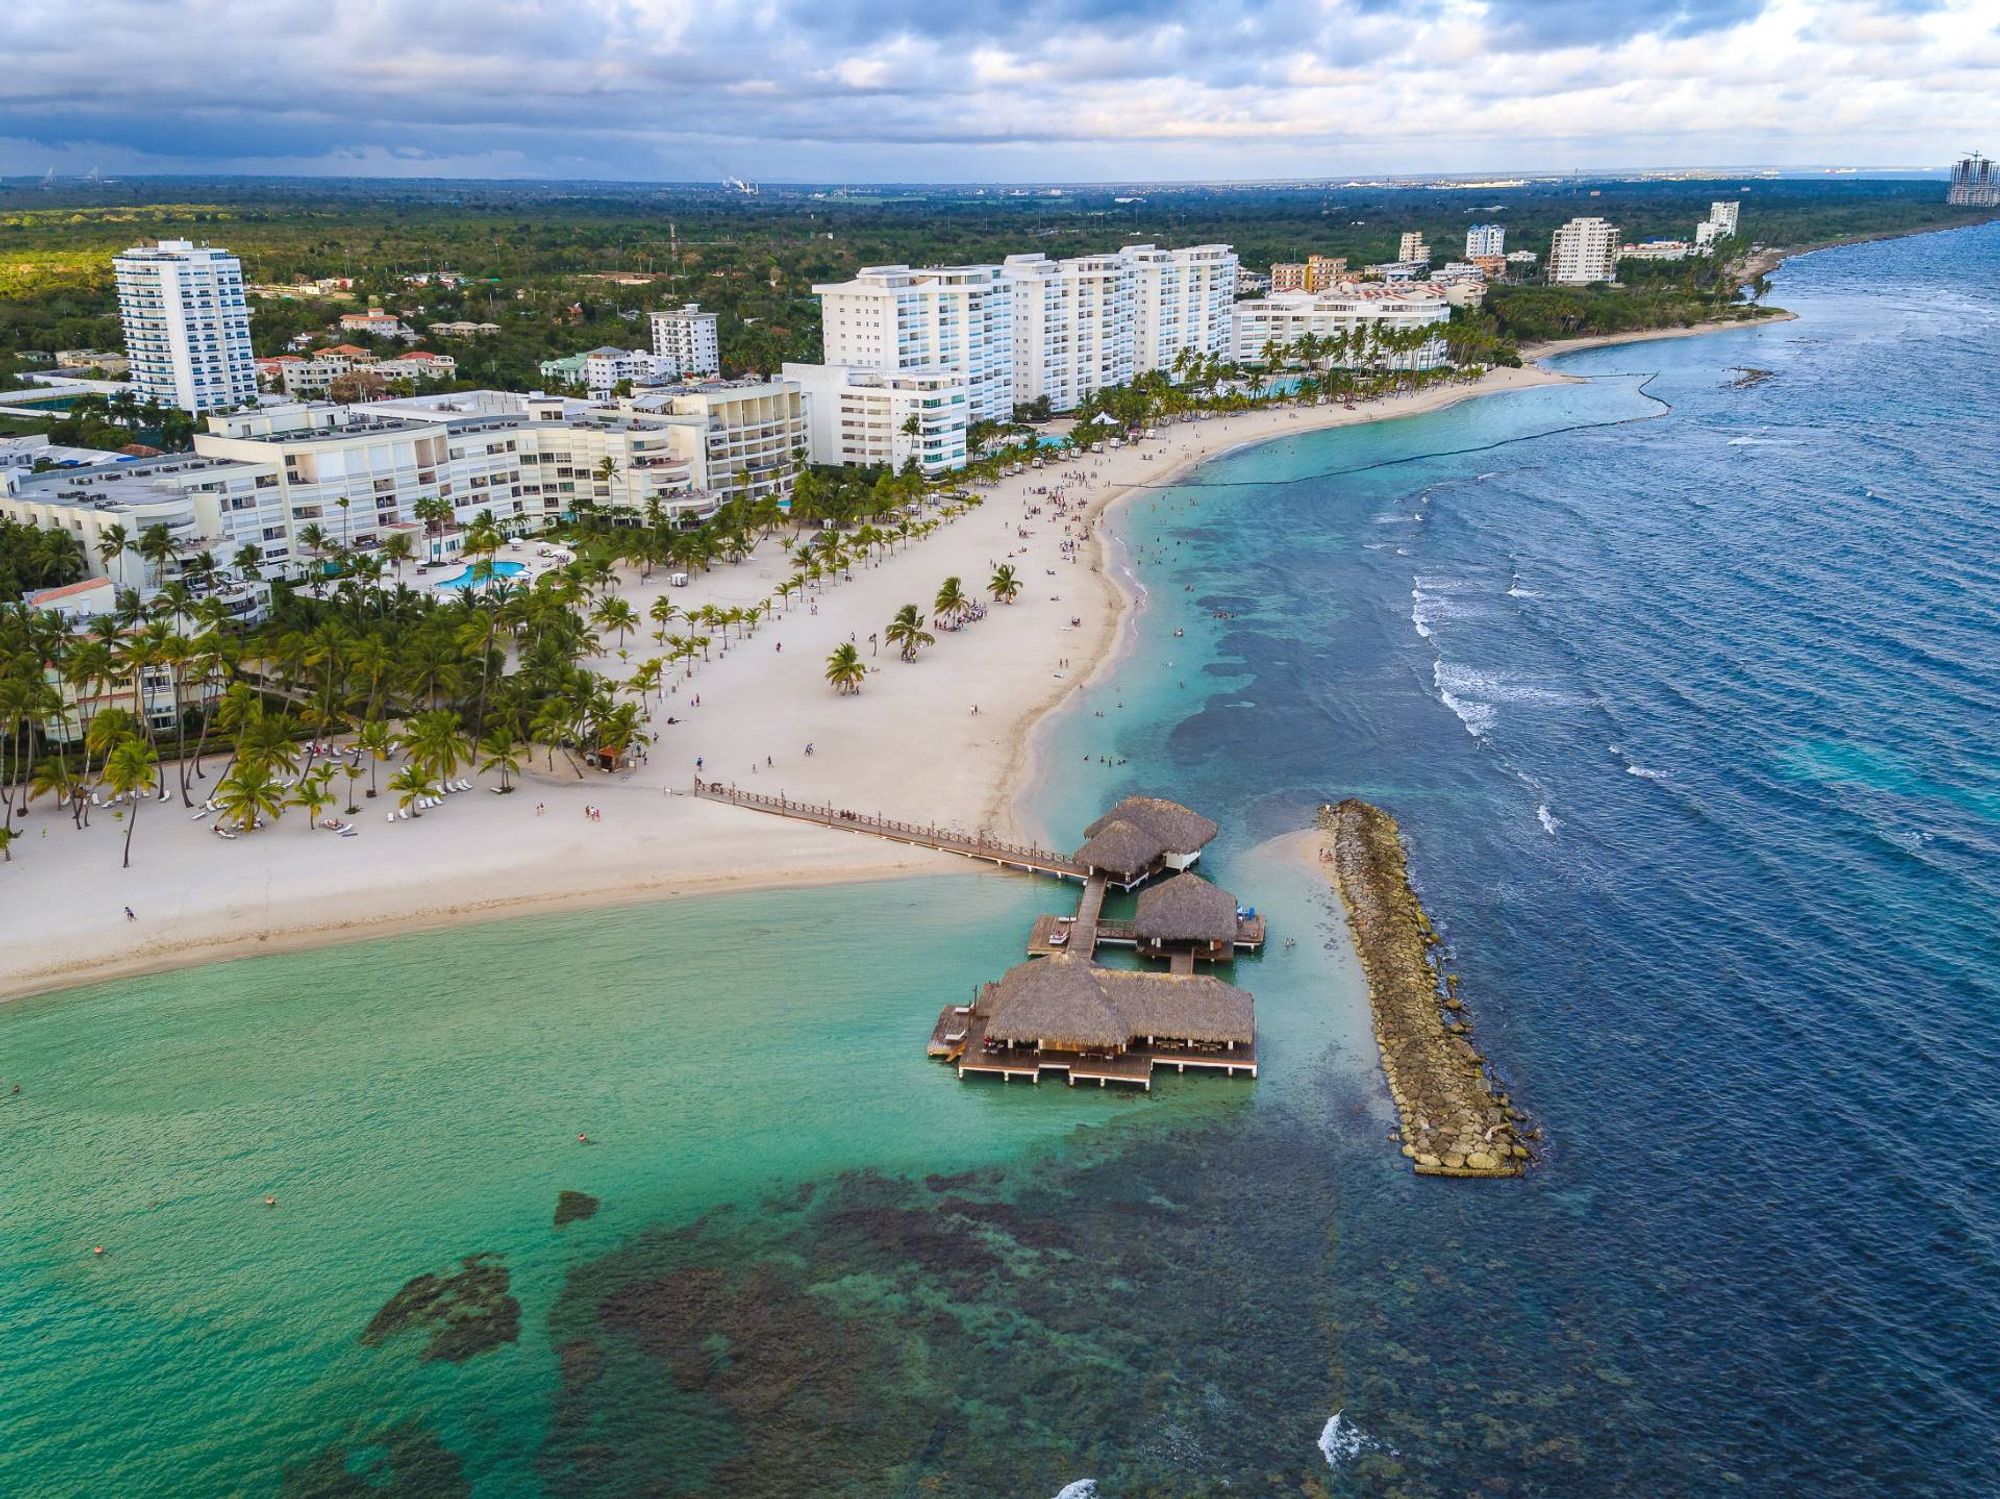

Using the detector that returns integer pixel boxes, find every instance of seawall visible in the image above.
[1318,799,1532,1178]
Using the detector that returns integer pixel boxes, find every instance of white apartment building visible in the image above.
[337,308,417,340]
[1549,218,1620,284]
[813,265,1015,424]
[1466,224,1506,258]
[1707,201,1740,237]
[650,303,721,377]
[1398,232,1431,264]
[783,362,969,476]
[1119,242,1238,375]
[1001,253,1136,413]
[113,240,257,413]
[1231,282,1451,370]
[536,347,678,397]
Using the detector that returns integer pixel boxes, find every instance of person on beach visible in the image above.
[124,906,136,921]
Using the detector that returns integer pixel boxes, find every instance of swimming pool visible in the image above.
[431,560,527,589]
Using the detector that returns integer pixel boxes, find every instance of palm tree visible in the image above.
[883,604,935,663]
[28,757,81,819]
[648,595,681,643]
[138,522,177,592]
[388,762,437,817]
[380,530,415,580]
[400,709,472,788]
[988,564,1022,604]
[625,658,663,703]
[0,826,14,863]
[824,641,865,695]
[478,728,524,792]
[102,735,156,867]
[96,523,130,585]
[933,575,969,626]
[591,596,639,650]
[288,766,337,831]
[214,762,286,833]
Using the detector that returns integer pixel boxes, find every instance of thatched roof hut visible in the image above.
[1133,873,1239,946]
[980,955,1254,1050]
[1072,817,1166,880]
[981,956,1129,1050]
[1098,969,1254,1046]
[1084,797,1218,857]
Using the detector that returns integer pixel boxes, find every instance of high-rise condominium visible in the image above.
[114,240,256,412]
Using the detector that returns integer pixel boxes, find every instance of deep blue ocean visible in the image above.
[1034,220,2000,1493]
[5,224,1997,1497]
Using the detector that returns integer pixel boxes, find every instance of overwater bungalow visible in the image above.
[1132,872,1252,963]
[945,955,1256,1089]
[1072,796,1219,887]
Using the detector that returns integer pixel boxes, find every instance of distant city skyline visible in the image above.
[0,0,1991,182]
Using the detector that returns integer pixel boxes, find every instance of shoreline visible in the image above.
[0,318,1790,1006]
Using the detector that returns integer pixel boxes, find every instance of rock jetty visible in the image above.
[1319,799,1532,1178]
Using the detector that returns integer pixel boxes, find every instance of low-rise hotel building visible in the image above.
[1231,282,1452,369]
[782,362,969,477]
[1623,240,1695,261]
[0,381,805,593]
[1271,255,1348,294]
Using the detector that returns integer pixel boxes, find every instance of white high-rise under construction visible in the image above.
[114,240,256,412]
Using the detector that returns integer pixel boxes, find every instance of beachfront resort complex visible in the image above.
[2,224,1545,606]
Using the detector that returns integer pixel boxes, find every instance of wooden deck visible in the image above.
[1027,910,1267,959]
[691,781,1090,880]
[951,1013,1257,1090]
[927,1005,972,1059]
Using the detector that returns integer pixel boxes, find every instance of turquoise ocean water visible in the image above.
[5,224,1999,1495]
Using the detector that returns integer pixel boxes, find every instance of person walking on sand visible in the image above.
[124,906,136,921]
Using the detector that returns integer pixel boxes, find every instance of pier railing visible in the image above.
[691,780,1088,879]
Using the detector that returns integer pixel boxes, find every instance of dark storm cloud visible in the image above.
[0,0,1974,178]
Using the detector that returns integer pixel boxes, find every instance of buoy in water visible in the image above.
[92,1246,105,1256]
[264,1196,277,1207]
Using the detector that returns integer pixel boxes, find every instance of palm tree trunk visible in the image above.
[123,796,138,867]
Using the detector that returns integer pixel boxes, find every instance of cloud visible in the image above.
[0,0,1989,179]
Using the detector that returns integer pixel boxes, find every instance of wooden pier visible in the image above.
[691,780,1089,881]
[695,779,1270,1096]
[1026,909,1266,959]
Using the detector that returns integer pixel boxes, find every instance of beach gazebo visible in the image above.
[1082,797,1218,872]
[1132,873,1241,962]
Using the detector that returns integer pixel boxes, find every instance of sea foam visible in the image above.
[1318,1410,1372,1470]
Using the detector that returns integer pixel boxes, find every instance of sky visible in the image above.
[0,0,1992,182]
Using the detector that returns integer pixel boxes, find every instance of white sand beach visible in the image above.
[0,349,1675,1002]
